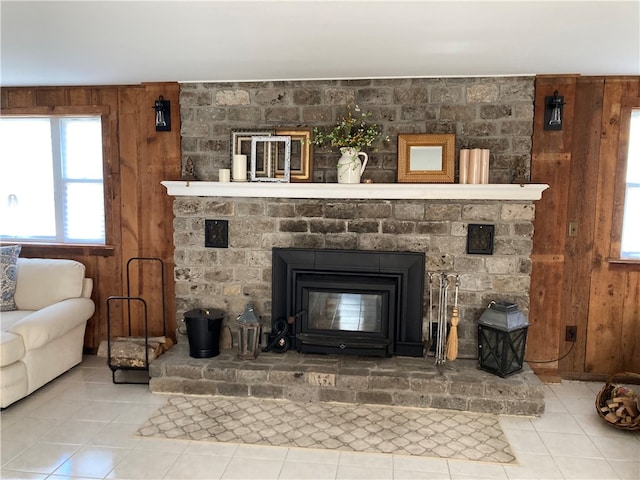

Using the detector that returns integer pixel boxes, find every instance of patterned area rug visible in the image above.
[138,395,516,464]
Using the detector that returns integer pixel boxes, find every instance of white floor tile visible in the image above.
[0,470,47,479]
[52,445,129,478]
[110,403,167,424]
[285,446,340,464]
[38,420,106,445]
[590,434,640,461]
[72,400,134,422]
[104,448,180,479]
[278,460,338,479]
[502,429,548,455]
[608,459,640,480]
[220,457,284,479]
[573,413,635,438]
[0,438,32,468]
[531,412,584,434]
[543,397,569,414]
[499,415,536,431]
[130,436,190,454]
[182,441,239,457]
[0,416,61,445]
[550,382,595,398]
[447,459,507,479]
[336,464,393,479]
[233,443,289,460]
[3,442,80,475]
[503,453,563,479]
[539,431,603,459]
[392,454,450,473]
[558,395,598,415]
[164,453,232,479]
[338,450,394,468]
[553,456,618,479]
[1,355,636,480]
[85,421,143,449]
[394,469,451,479]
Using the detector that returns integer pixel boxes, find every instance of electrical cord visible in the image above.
[525,340,576,364]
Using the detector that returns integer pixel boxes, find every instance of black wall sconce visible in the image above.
[153,96,171,132]
[544,90,564,131]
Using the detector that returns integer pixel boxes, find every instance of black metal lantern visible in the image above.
[477,301,529,377]
[544,90,564,131]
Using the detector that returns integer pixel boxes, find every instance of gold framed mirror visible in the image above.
[275,129,313,182]
[397,133,455,183]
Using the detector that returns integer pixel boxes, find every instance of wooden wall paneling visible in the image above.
[114,84,179,340]
[559,78,605,373]
[528,153,570,367]
[527,259,564,368]
[621,272,640,372]
[1,84,180,351]
[4,88,36,107]
[116,86,143,340]
[585,79,640,373]
[528,76,577,369]
[89,87,124,351]
[35,88,67,106]
[67,88,93,106]
[609,97,638,258]
[135,83,180,337]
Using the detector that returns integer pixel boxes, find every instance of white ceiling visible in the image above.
[1,0,639,87]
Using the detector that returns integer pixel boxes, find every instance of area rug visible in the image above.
[137,395,516,464]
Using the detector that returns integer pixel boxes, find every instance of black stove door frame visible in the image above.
[271,248,425,357]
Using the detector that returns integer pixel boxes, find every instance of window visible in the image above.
[0,116,105,244]
[621,109,640,259]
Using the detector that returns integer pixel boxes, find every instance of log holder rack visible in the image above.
[106,257,166,384]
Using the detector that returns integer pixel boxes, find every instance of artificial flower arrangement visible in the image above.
[312,105,388,152]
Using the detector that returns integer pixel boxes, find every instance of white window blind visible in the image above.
[0,116,105,244]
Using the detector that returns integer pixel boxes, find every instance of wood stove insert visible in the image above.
[270,248,425,357]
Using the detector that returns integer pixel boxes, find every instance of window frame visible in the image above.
[609,96,640,263]
[0,105,114,255]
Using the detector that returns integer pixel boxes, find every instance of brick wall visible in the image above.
[173,76,537,359]
[180,77,534,183]
[173,196,535,359]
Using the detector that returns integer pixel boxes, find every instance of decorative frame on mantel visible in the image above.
[397,133,456,183]
[161,181,549,201]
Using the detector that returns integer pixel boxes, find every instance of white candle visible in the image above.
[219,168,231,183]
[480,149,490,184]
[232,154,247,181]
[469,149,482,184]
[459,149,469,184]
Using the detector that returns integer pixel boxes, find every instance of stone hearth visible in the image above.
[149,343,544,416]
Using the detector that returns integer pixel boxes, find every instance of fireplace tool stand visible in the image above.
[428,272,459,372]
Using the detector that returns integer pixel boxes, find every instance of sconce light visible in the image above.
[153,96,171,132]
[544,90,564,131]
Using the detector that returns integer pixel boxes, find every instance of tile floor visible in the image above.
[0,356,638,480]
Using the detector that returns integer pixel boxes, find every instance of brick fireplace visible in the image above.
[167,183,545,359]
[151,76,548,415]
[154,183,547,415]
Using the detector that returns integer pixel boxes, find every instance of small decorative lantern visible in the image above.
[236,303,262,360]
[478,301,529,377]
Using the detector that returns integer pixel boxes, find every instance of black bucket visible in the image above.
[183,308,224,358]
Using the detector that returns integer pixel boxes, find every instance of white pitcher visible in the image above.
[337,147,368,184]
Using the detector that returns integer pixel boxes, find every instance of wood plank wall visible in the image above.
[1,83,181,352]
[529,76,640,379]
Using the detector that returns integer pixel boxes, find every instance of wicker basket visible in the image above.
[595,372,640,431]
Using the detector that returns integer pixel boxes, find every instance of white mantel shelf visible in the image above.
[161,181,549,201]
